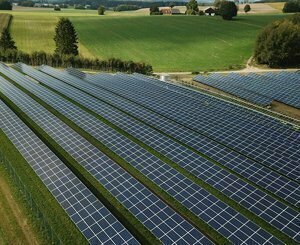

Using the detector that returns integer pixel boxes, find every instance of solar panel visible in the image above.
[62,68,300,208]
[0,100,138,244]
[17,64,300,241]
[63,70,299,182]
[8,65,287,244]
[193,72,300,108]
[0,73,211,244]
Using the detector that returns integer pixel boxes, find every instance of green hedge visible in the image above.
[0,49,153,74]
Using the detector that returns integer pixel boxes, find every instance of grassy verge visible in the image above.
[0,129,87,244]
[0,80,160,244]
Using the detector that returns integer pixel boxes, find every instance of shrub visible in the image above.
[282,0,300,13]
[244,4,251,13]
[98,5,105,15]
[254,14,300,67]
[54,6,61,11]
[199,10,205,15]
[219,1,237,20]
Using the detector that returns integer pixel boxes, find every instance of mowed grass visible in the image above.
[1,8,285,71]
[2,9,96,57]
[71,15,285,71]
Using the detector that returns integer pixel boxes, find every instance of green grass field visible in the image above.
[1,7,285,71]
[0,13,12,31]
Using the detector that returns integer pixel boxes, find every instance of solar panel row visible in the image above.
[63,67,299,208]
[0,100,138,244]
[72,71,299,182]
[9,64,283,244]
[21,65,300,240]
[0,73,210,244]
[193,72,300,108]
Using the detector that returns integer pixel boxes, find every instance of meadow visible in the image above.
[1,7,285,71]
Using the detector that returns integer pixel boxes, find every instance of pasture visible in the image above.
[1,7,285,71]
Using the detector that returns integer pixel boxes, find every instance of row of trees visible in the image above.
[113,4,140,12]
[0,18,152,74]
[0,0,12,10]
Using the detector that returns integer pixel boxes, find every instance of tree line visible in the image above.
[0,17,152,74]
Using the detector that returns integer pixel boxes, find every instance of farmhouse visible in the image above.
[204,7,216,16]
[160,8,181,15]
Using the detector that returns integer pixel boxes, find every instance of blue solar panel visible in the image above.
[0,100,138,244]
[0,68,212,244]
[65,70,299,182]
[194,72,300,108]
[62,68,300,208]
[9,64,284,244]
[30,66,299,242]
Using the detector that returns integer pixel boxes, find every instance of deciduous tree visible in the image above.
[219,1,237,20]
[254,14,300,67]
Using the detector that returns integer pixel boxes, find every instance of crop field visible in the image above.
[0,8,285,71]
[0,63,299,244]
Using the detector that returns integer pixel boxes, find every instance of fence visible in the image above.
[0,148,61,244]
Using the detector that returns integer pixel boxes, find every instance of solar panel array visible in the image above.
[21,64,300,241]
[0,67,210,244]
[59,70,299,182]
[193,72,300,108]
[0,62,299,244]
[9,64,283,244]
[64,67,300,207]
[0,100,138,244]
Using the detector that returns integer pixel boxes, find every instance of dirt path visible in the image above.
[0,166,39,245]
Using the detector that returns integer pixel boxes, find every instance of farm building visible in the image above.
[160,8,181,15]
[204,7,216,16]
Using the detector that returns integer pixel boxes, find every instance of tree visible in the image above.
[282,0,300,13]
[0,0,12,10]
[0,29,17,50]
[98,5,105,15]
[219,1,237,20]
[254,14,300,67]
[244,4,251,13]
[169,2,175,8]
[149,5,160,15]
[186,0,199,14]
[54,18,78,56]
